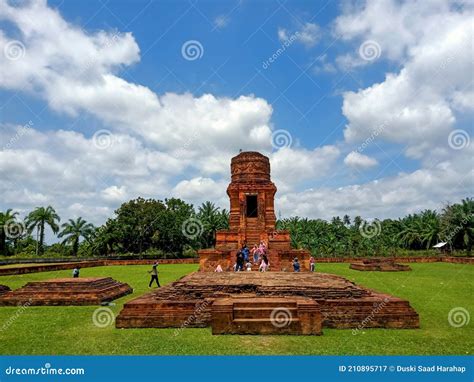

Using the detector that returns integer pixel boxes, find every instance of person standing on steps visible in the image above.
[259,254,269,272]
[251,244,259,264]
[148,261,161,288]
[292,258,300,272]
[309,256,316,272]
[242,243,250,262]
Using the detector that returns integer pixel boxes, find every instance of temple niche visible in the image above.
[199,151,309,271]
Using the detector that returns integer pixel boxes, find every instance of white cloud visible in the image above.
[0,0,472,236]
[278,148,474,220]
[278,22,321,48]
[173,177,228,207]
[312,54,337,74]
[271,146,340,192]
[344,151,378,170]
[101,186,128,203]
[277,28,289,42]
[0,0,274,168]
[298,23,320,47]
[338,0,473,160]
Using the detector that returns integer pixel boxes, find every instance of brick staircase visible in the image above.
[232,299,300,334]
[243,218,260,247]
[212,297,322,335]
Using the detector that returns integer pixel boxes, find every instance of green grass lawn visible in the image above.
[0,263,472,355]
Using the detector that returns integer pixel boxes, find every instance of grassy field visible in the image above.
[0,263,472,355]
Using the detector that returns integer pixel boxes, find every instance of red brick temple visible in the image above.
[115,151,419,335]
[199,151,309,271]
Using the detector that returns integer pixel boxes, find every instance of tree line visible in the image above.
[0,197,472,258]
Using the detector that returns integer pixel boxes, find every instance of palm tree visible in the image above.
[0,209,19,255]
[442,198,474,253]
[25,206,60,255]
[419,210,441,249]
[58,217,95,256]
[397,214,422,249]
[343,214,351,226]
[197,201,228,248]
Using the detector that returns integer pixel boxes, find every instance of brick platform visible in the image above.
[350,258,411,272]
[0,277,132,306]
[212,297,322,335]
[0,285,11,296]
[116,272,419,331]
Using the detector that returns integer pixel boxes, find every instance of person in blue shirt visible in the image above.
[241,243,250,262]
[292,258,300,272]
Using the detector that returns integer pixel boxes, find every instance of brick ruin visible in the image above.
[116,152,419,335]
[116,272,419,332]
[199,151,309,272]
[350,258,412,272]
[0,284,11,296]
[0,277,132,306]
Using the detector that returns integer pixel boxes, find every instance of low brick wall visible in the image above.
[0,256,470,276]
[314,256,473,264]
[0,258,199,276]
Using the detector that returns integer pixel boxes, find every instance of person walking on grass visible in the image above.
[148,261,161,288]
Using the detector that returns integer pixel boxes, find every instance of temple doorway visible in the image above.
[246,194,258,218]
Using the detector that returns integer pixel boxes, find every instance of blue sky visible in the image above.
[0,0,472,240]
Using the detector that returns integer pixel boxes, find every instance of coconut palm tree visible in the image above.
[419,210,441,249]
[442,198,474,253]
[343,214,351,226]
[25,206,60,255]
[0,209,19,255]
[197,202,228,248]
[58,217,95,256]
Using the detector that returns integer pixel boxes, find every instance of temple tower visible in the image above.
[227,152,277,247]
[199,151,309,271]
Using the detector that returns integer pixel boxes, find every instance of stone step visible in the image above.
[231,318,302,334]
[233,300,297,308]
[234,306,298,319]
